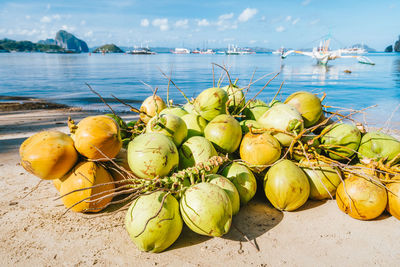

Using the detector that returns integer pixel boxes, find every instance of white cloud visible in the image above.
[52,14,61,20]
[80,20,86,26]
[152,18,169,31]
[286,16,292,22]
[249,40,257,44]
[219,13,234,20]
[140,18,149,27]
[263,40,269,43]
[217,13,236,30]
[238,8,258,22]
[197,19,209,26]
[302,0,311,6]
[46,4,51,10]
[292,18,300,25]
[25,15,31,20]
[260,16,266,21]
[175,19,188,29]
[61,25,76,32]
[223,38,235,42]
[40,16,51,23]
[84,31,93,37]
[310,19,320,25]
[276,26,285,32]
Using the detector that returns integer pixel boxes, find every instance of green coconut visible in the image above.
[300,159,341,200]
[264,159,310,211]
[194,87,228,121]
[242,99,269,121]
[159,106,189,117]
[181,113,208,138]
[258,103,304,147]
[146,114,187,147]
[207,174,240,215]
[221,84,245,114]
[284,91,323,128]
[179,136,218,173]
[127,133,179,179]
[125,191,183,253]
[221,162,257,205]
[239,120,263,134]
[180,182,232,237]
[358,131,400,163]
[183,102,198,115]
[204,114,242,153]
[240,131,281,172]
[320,123,361,160]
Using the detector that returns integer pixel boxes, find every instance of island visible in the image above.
[93,44,124,53]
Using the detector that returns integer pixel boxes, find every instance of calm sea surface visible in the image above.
[1,53,400,126]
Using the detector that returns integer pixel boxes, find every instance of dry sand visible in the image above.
[0,109,399,267]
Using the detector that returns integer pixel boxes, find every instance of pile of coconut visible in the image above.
[20,70,400,253]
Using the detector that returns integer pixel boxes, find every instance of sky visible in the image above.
[0,0,399,50]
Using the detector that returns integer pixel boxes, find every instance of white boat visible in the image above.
[282,39,374,65]
[225,44,255,55]
[272,47,286,56]
[127,46,155,55]
[199,49,215,55]
[171,48,191,54]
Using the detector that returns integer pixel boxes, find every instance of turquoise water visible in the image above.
[1,53,400,126]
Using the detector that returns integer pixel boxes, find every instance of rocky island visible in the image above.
[93,44,124,53]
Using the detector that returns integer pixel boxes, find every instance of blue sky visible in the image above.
[0,0,399,50]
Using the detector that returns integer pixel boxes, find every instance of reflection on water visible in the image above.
[0,53,400,125]
[394,58,400,89]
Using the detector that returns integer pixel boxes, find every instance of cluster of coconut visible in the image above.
[19,81,400,253]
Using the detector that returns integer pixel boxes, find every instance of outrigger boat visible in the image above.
[281,39,375,65]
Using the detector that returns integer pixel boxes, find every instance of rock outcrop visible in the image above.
[385,45,393,52]
[395,36,400,52]
[55,30,89,53]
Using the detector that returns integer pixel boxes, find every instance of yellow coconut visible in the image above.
[74,115,122,160]
[60,161,115,213]
[386,181,400,220]
[239,131,281,172]
[336,172,387,220]
[139,95,167,123]
[19,130,78,180]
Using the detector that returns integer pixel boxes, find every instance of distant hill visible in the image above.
[351,44,376,52]
[38,39,57,45]
[55,30,88,53]
[0,39,64,52]
[93,44,124,53]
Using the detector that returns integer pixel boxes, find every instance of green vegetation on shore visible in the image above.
[93,44,124,53]
[0,39,65,53]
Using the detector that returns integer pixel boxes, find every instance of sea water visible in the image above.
[1,52,400,127]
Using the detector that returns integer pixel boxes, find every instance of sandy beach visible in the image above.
[1,108,400,266]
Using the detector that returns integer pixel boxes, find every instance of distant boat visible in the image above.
[358,56,375,65]
[272,47,286,56]
[225,44,255,55]
[171,48,191,54]
[191,48,215,54]
[127,46,156,55]
[282,38,374,65]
